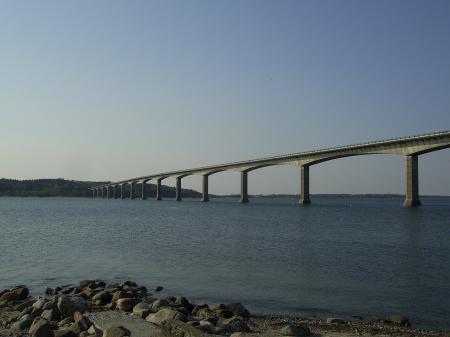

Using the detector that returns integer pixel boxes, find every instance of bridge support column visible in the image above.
[240,171,249,203]
[113,185,117,199]
[299,165,311,205]
[176,177,182,201]
[141,181,147,200]
[120,184,125,199]
[96,188,100,198]
[156,179,162,200]
[404,155,421,207]
[106,186,110,199]
[130,182,136,199]
[202,175,209,202]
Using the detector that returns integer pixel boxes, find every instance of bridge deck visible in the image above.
[97,130,450,186]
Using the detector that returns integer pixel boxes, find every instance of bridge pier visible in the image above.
[404,154,421,207]
[299,165,311,205]
[176,177,182,201]
[113,185,117,199]
[202,175,209,202]
[240,171,249,203]
[156,179,162,200]
[141,181,148,200]
[120,184,125,199]
[129,182,136,199]
[96,188,100,198]
[106,186,111,199]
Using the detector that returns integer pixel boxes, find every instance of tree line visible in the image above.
[0,178,202,198]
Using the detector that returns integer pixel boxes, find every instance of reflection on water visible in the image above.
[0,196,449,329]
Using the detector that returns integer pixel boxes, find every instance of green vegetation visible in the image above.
[0,178,202,198]
[0,179,105,197]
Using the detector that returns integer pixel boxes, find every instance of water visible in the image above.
[1,196,450,330]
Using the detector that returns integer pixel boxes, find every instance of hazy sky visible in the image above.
[1,0,449,196]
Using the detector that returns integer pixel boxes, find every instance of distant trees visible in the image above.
[0,178,202,198]
[0,178,104,197]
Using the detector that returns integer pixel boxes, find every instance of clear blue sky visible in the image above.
[1,0,449,195]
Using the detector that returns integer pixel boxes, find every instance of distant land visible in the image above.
[0,178,202,198]
[0,178,448,198]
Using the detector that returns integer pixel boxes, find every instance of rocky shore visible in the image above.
[1,280,448,337]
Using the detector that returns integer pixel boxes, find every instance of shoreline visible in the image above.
[1,280,449,337]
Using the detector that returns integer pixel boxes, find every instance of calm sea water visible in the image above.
[1,196,449,330]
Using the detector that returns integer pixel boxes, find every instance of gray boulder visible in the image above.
[33,297,47,309]
[151,299,171,311]
[41,308,61,321]
[69,311,92,334]
[45,288,55,296]
[146,308,186,326]
[160,319,214,337]
[218,317,250,334]
[197,320,217,334]
[192,305,209,316]
[10,317,34,332]
[69,321,89,335]
[225,303,250,319]
[0,286,29,302]
[102,326,130,337]
[87,310,161,337]
[80,280,95,288]
[209,304,225,311]
[112,291,131,303]
[116,298,137,312]
[174,297,192,309]
[20,313,33,321]
[29,318,54,337]
[57,296,88,318]
[43,298,59,311]
[20,305,34,316]
[279,325,311,337]
[17,298,36,311]
[93,290,113,303]
[133,302,152,318]
[195,308,217,321]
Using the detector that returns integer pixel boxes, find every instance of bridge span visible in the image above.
[90,131,450,207]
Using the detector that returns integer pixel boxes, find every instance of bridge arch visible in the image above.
[199,169,241,202]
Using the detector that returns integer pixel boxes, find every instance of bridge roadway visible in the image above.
[90,131,450,207]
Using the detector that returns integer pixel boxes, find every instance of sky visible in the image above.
[1,0,449,196]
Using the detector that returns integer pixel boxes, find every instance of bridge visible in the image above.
[90,131,450,207]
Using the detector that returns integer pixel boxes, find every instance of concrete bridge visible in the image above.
[90,131,450,207]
